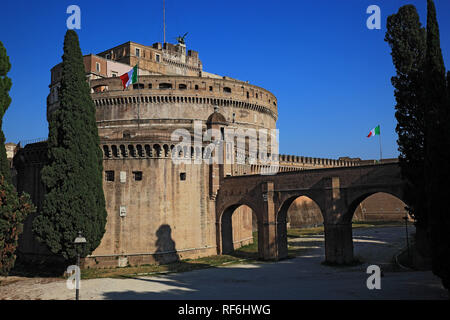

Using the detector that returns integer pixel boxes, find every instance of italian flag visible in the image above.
[367,125,380,138]
[119,65,138,89]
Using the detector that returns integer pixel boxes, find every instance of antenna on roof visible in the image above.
[163,0,166,45]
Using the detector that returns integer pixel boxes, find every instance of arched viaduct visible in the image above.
[215,162,406,264]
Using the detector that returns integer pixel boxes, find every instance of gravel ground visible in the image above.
[0,226,447,300]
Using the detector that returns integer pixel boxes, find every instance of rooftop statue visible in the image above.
[176,32,188,45]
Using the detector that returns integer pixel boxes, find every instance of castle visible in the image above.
[11,40,407,268]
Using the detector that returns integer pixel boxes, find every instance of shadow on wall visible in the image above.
[154,224,180,265]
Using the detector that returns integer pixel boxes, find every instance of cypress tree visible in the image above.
[424,0,450,290]
[32,30,107,262]
[0,41,12,182]
[385,5,427,230]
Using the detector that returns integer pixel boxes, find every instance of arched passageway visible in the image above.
[287,196,324,228]
[220,204,258,256]
[326,191,411,265]
[352,192,409,222]
[345,191,409,224]
[277,195,325,260]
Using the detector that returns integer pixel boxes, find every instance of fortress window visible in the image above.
[133,83,144,89]
[159,83,172,89]
[105,171,115,182]
[96,62,101,72]
[93,85,107,93]
[105,53,111,60]
[123,131,131,139]
[179,84,187,90]
[256,93,258,99]
[133,171,143,181]
[148,83,152,89]
[180,172,186,181]
[195,85,199,90]
[223,87,231,93]
[111,71,118,77]
[209,86,213,91]
[246,91,249,99]
[135,48,141,57]
[155,54,161,62]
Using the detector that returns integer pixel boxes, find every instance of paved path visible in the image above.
[0,226,448,300]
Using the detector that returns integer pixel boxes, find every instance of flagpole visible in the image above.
[137,57,141,130]
[378,124,382,163]
[163,0,166,45]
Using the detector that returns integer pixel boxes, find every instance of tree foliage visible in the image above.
[423,0,450,290]
[385,5,427,228]
[0,41,12,182]
[32,30,107,262]
[386,0,450,291]
[0,175,35,275]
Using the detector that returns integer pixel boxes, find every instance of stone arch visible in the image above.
[102,145,111,158]
[136,144,144,157]
[128,144,136,157]
[218,202,262,258]
[195,146,201,159]
[153,144,162,157]
[344,189,408,224]
[144,144,152,157]
[163,144,170,157]
[276,193,325,259]
[111,145,119,157]
[119,144,127,157]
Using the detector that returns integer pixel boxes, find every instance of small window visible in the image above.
[133,171,143,181]
[180,172,186,181]
[105,171,114,182]
[159,83,172,89]
[155,54,160,62]
[111,71,118,77]
[256,93,258,99]
[123,132,131,139]
[148,83,152,89]
[195,85,199,90]
[135,48,140,57]
[246,91,249,99]
[209,86,213,91]
[179,84,187,90]
[93,85,107,93]
[105,54,111,60]
[96,62,101,72]
[223,87,231,93]
[133,83,144,89]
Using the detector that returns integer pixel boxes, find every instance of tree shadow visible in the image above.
[124,224,212,275]
[100,260,292,300]
[154,224,180,265]
[9,254,68,278]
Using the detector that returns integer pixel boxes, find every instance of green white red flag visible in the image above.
[367,125,380,138]
[119,65,138,89]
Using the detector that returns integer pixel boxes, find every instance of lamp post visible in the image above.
[74,231,86,301]
[403,214,410,261]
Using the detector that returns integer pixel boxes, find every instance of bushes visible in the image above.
[0,175,35,275]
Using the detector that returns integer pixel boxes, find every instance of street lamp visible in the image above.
[74,231,86,301]
[403,214,410,261]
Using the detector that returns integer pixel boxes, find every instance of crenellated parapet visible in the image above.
[278,154,359,169]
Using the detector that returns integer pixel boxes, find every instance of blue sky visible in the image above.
[1,0,449,160]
